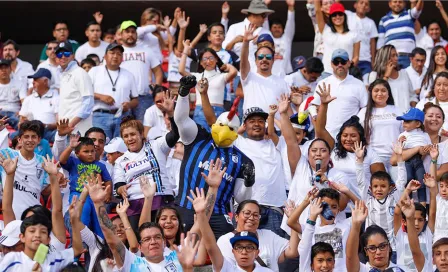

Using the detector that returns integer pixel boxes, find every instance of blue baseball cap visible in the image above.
[28,68,52,80]
[331,49,349,61]
[230,231,259,248]
[396,108,424,123]
[257,34,274,45]
[292,56,306,72]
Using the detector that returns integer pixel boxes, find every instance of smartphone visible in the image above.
[33,243,49,265]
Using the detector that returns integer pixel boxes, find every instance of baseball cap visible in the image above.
[257,34,274,45]
[290,113,310,131]
[0,59,11,67]
[28,68,52,80]
[0,220,22,247]
[230,231,259,248]
[331,49,349,61]
[120,20,137,31]
[56,42,73,53]
[292,56,306,72]
[104,137,127,154]
[329,2,345,15]
[396,108,425,123]
[243,107,269,123]
[106,43,124,53]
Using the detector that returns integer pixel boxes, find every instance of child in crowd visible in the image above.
[435,172,448,242]
[80,58,96,73]
[59,135,112,238]
[86,53,100,65]
[396,107,431,203]
[104,137,127,180]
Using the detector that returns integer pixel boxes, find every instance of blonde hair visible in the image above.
[140,8,162,26]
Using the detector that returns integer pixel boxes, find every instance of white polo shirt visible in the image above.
[75,41,109,63]
[121,44,161,96]
[89,65,138,111]
[19,89,59,124]
[10,58,34,87]
[0,78,27,112]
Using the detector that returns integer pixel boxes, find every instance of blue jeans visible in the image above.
[398,54,411,69]
[405,154,426,202]
[93,111,130,140]
[193,105,225,132]
[259,206,287,238]
[0,111,19,130]
[133,94,154,122]
[357,61,372,76]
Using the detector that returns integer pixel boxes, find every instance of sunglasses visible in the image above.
[56,51,72,59]
[332,58,348,66]
[331,12,345,17]
[257,54,273,61]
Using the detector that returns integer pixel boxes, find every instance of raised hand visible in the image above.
[86,176,110,204]
[353,141,365,162]
[68,195,80,220]
[384,60,395,78]
[243,24,258,42]
[329,181,349,194]
[392,140,404,155]
[269,104,278,116]
[423,173,437,189]
[0,153,18,175]
[436,0,445,10]
[93,11,104,24]
[116,198,130,216]
[42,154,59,176]
[222,1,230,15]
[309,197,323,219]
[351,201,368,225]
[201,158,226,189]
[283,200,296,218]
[316,83,335,104]
[174,7,182,20]
[160,90,176,116]
[69,134,81,149]
[430,144,439,160]
[139,175,157,199]
[187,187,207,214]
[290,90,303,106]
[178,11,190,29]
[277,94,290,114]
[406,179,421,192]
[163,16,171,29]
[57,118,74,136]
[199,24,208,34]
[196,78,209,94]
[182,39,192,54]
[304,186,319,203]
[173,232,200,270]
[400,194,415,219]
[0,116,8,131]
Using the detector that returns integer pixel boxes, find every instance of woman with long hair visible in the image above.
[417,72,448,116]
[358,79,402,171]
[315,0,360,74]
[179,42,237,129]
[369,45,416,113]
[419,45,448,100]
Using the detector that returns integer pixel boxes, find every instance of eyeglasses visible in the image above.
[47,47,57,51]
[201,56,216,62]
[234,245,257,253]
[56,51,72,59]
[332,58,348,66]
[240,210,261,220]
[257,54,273,61]
[140,234,163,244]
[365,242,389,253]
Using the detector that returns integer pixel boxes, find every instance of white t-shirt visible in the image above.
[271,10,295,76]
[217,229,288,272]
[284,70,317,101]
[118,247,182,272]
[434,194,448,242]
[121,44,161,95]
[49,232,66,254]
[0,79,27,112]
[220,258,274,272]
[405,65,427,93]
[19,89,59,124]
[346,11,378,63]
[321,25,360,73]
[167,52,191,83]
[137,25,177,63]
[191,70,228,106]
[359,262,408,272]
[89,66,138,111]
[75,41,109,63]
[399,129,431,149]
[312,74,368,138]
[387,70,417,114]
[234,137,287,207]
[113,139,172,200]
[396,228,433,272]
[0,148,49,219]
[0,248,74,272]
[143,105,168,140]
[242,71,290,118]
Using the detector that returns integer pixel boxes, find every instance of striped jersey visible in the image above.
[378,8,421,53]
[176,126,255,214]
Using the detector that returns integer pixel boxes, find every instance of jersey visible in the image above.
[175,126,255,214]
[121,247,182,272]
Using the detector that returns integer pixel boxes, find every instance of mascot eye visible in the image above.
[229,127,234,131]
[219,123,224,126]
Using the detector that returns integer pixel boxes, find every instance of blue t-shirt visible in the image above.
[35,139,52,159]
[61,157,112,193]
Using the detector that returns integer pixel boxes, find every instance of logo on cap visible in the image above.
[59,42,65,47]
[241,231,248,236]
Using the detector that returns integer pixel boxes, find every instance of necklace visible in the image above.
[105,66,120,92]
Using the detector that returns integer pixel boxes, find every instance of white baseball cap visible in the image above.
[0,220,22,247]
[104,137,127,154]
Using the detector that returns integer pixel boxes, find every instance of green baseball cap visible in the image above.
[120,20,137,31]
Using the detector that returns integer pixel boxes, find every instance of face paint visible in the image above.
[211,124,238,147]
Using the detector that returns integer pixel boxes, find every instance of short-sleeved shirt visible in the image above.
[118,247,182,272]
[220,258,274,272]
[75,41,109,63]
[61,156,111,193]
[0,79,27,113]
[0,248,74,271]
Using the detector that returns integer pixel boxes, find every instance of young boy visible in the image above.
[435,172,448,243]
[104,137,127,180]
[60,135,112,238]
[432,237,448,272]
[80,58,96,73]
[0,214,83,271]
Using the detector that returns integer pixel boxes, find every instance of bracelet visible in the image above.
[306,219,316,226]
[124,226,132,231]
[431,159,437,164]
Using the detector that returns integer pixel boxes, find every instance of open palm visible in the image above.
[0,154,18,175]
[140,176,157,198]
[187,188,207,214]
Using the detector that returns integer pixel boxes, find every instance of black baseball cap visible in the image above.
[105,43,124,53]
[0,59,11,67]
[243,107,269,123]
[56,42,73,53]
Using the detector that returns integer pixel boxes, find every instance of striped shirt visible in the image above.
[377,8,421,53]
[176,126,255,214]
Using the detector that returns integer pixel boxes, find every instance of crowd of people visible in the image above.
[0,0,448,271]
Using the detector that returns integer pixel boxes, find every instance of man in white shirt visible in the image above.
[0,59,26,130]
[120,20,163,122]
[405,47,427,99]
[19,68,59,142]
[57,42,94,135]
[416,21,448,67]
[284,57,324,101]
[312,49,368,138]
[75,21,110,63]
[39,21,79,63]
[90,43,139,139]
[36,40,60,91]
[2,40,34,87]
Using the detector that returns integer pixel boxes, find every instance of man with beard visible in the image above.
[312,49,367,138]
[36,40,60,91]
[39,21,79,62]
[2,40,34,87]
[89,43,139,139]
[119,21,163,122]
[75,21,110,63]
[0,59,26,130]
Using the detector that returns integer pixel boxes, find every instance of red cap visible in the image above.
[329,3,345,15]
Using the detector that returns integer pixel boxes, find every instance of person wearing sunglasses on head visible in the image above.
[56,41,94,135]
[36,40,61,91]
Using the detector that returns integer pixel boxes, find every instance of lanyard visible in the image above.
[308,162,330,186]
[105,67,120,92]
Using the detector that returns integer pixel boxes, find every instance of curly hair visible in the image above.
[335,116,367,159]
